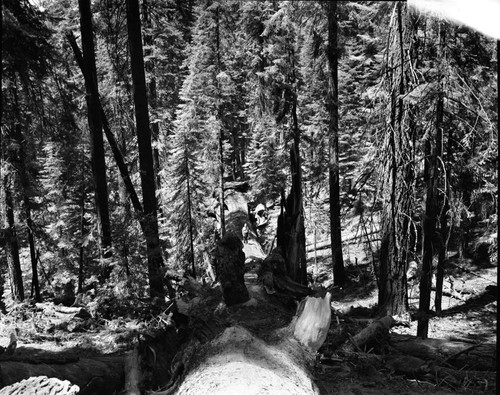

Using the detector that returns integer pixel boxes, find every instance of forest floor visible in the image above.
[0,203,496,394]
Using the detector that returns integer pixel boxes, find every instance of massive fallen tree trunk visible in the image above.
[174,326,320,395]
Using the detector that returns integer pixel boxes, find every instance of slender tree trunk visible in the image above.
[215,5,226,237]
[185,141,196,277]
[78,0,112,262]
[78,163,86,294]
[126,0,165,298]
[434,23,447,313]
[3,173,24,301]
[142,0,163,206]
[0,254,6,313]
[67,32,143,216]
[325,1,345,287]
[418,136,438,338]
[288,100,307,285]
[15,124,40,302]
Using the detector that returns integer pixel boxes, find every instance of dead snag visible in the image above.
[213,232,249,306]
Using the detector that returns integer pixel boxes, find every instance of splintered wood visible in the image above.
[292,293,332,352]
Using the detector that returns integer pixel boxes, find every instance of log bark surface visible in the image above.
[389,334,496,371]
[340,316,395,353]
[175,326,319,395]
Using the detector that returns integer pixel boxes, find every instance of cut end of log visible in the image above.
[292,293,332,352]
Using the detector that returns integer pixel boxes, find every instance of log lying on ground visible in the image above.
[384,354,496,392]
[0,376,80,395]
[0,353,124,395]
[173,326,320,395]
[340,315,395,353]
[389,334,496,371]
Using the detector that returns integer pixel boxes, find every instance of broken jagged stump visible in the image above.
[214,232,249,306]
[292,293,332,352]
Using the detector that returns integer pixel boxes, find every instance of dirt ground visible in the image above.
[0,201,496,394]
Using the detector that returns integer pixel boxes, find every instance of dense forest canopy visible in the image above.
[1,0,497,322]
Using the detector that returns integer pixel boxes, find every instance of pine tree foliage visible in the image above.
[0,0,497,318]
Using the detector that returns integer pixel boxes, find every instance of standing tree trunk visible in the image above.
[78,161,86,294]
[325,1,345,287]
[214,4,226,237]
[378,2,416,318]
[434,23,447,314]
[142,0,163,207]
[184,139,196,278]
[15,124,40,302]
[126,0,165,298]
[78,0,113,264]
[418,136,438,338]
[277,98,307,286]
[3,173,24,302]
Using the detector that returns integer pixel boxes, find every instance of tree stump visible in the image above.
[213,232,249,306]
[291,293,332,352]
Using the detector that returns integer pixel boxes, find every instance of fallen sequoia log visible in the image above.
[172,326,320,395]
[149,292,332,395]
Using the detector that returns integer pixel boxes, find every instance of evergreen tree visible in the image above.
[78,0,113,264]
[377,2,417,318]
[126,0,165,298]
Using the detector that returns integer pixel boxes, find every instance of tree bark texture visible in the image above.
[377,2,417,318]
[277,142,307,285]
[418,134,438,339]
[78,0,112,259]
[66,32,144,218]
[389,334,496,372]
[325,1,345,288]
[275,91,307,286]
[214,5,226,237]
[126,0,165,298]
[213,232,249,306]
[434,24,448,314]
[184,139,196,277]
[14,124,40,302]
[3,173,24,302]
[174,326,319,395]
[142,0,163,202]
